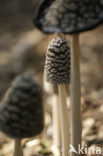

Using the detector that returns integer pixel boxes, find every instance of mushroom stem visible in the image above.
[52,93,61,148]
[70,34,82,156]
[44,81,61,149]
[58,84,69,156]
[14,139,22,156]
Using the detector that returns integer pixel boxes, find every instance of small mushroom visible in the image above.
[0,73,44,156]
[44,37,70,156]
[34,1,103,155]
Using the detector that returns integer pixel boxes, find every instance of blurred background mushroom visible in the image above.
[0,73,44,156]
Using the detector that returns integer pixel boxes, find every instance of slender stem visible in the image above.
[52,93,62,148]
[58,84,70,156]
[14,139,22,156]
[43,81,62,149]
[70,34,82,156]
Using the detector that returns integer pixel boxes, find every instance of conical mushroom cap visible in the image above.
[0,73,44,139]
[34,0,103,34]
[44,37,70,84]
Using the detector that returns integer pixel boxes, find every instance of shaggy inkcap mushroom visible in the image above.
[0,73,44,139]
[34,0,103,34]
[44,37,70,84]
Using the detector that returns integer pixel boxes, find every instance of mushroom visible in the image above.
[44,37,70,156]
[0,73,44,156]
[34,0,103,34]
[34,1,103,155]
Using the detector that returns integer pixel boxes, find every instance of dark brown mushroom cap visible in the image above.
[0,73,44,139]
[44,37,70,84]
[34,0,103,34]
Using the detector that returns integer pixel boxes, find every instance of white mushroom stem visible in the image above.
[70,34,82,156]
[58,84,70,156]
[52,93,61,149]
[14,139,22,156]
[43,81,61,149]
